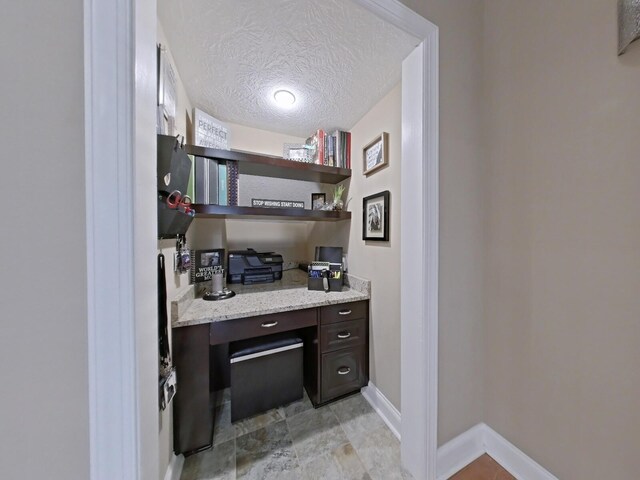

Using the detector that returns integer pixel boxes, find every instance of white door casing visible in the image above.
[84,0,158,478]
[84,0,438,479]
[352,2,438,479]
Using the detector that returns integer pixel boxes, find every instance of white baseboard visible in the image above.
[164,454,184,480]
[436,423,557,480]
[435,424,485,480]
[361,382,402,440]
[483,426,557,480]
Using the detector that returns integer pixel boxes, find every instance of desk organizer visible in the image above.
[308,262,344,292]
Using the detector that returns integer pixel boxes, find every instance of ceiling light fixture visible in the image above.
[273,89,296,107]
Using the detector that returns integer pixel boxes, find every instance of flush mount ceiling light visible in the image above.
[273,89,296,107]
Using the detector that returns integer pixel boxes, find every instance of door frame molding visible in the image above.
[84,0,158,478]
[84,0,138,478]
[84,0,438,479]
[352,2,439,478]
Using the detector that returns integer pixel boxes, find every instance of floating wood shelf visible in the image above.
[185,145,351,184]
[193,204,351,222]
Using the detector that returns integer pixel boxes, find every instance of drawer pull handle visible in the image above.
[338,309,352,316]
[337,332,351,339]
[337,366,351,375]
[261,321,278,328]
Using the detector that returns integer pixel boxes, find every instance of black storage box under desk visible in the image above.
[229,333,303,422]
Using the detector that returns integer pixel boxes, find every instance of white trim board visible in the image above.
[85,0,159,478]
[361,382,402,440]
[87,0,440,478]
[164,454,185,480]
[84,0,139,478]
[436,424,558,480]
[400,31,440,480]
[352,0,436,38]
[337,2,440,478]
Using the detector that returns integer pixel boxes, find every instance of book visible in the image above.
[317,129,325,166]
[305,130,326,165]
[193,156,218,204]
[227,160,239,206]
[190,248,225,284]
[327,134,335,167]
[333,130,340,168]
[218,161,228,206]
[308,129,350,168]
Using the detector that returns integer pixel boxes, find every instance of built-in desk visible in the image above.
[171,270,370,456]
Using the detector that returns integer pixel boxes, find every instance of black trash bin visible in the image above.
[229,333,303,422]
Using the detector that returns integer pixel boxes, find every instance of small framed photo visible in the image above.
[363,191,390,241]
[363,132,389,175]
[283,143,310,162]
[311,193,326,210]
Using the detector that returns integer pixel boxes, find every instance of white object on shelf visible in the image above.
[193,108,230,150]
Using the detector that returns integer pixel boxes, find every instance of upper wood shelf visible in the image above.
[185,145,351,184]
[193,204,351,222]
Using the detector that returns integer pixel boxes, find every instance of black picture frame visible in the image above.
[362,190,390,241]
[311,192,326,210]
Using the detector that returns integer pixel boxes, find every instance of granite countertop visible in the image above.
[172,269,370,328]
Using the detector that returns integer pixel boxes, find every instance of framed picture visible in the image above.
[283,143,310,162]
[362,191,390,241]
[363,132,389,175]
[311,193,326,210]
[157,44,177,136]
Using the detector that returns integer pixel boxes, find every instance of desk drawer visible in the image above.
[320,319,366,353]
[320,301,368,325]
[210,308,317,345]
[321,346,367,402]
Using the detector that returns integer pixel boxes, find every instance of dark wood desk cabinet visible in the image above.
[172,300,369,455]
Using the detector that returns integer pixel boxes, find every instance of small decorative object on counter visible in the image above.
[308,262,343,293]
[308,246,344,292]
[190,248,226,283]
[203,268,236,301]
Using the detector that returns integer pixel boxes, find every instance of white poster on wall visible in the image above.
[157,45,177,135]
[193,108,230,150]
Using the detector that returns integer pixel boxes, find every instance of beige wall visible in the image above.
[226,122,305,157]
[399,0,487,445]
[0,1,90,479]
[483,1,640,478]
[308,84,403,409]
[225,123,328,265]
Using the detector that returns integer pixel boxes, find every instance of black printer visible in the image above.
[227,249,283,285]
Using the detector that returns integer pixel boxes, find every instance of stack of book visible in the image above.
[305,129,351,169]
[191,157,239,206]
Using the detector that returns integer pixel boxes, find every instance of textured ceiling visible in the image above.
[158,0,418,137]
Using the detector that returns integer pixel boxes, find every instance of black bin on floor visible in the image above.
[229,333,303,422]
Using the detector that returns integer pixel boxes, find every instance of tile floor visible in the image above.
[180,389,412,480]
[448,454,516,480]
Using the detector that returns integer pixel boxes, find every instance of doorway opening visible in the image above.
[83,0,439,478]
